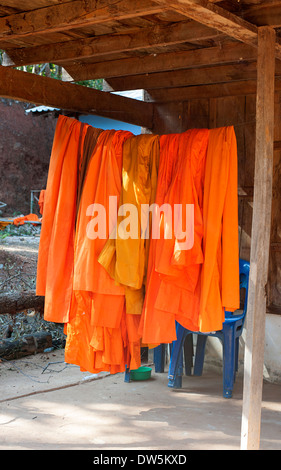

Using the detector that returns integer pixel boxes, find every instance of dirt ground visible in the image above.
[0,233,280,451]
[0,348,281,451]
[0,232,65,346]
[0,233,39,292]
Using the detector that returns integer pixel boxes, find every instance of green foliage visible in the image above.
[74,79,103,90]
[0,51,103,90]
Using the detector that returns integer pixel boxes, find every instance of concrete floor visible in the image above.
[0,349,280,451]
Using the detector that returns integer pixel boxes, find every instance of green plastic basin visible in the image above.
[130,366,152,381]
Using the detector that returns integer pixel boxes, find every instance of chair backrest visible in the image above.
[224,258,250,324]
[239,258,250,316]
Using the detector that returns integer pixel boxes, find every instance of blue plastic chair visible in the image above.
[167,259,250,398]
[153,336,194,374]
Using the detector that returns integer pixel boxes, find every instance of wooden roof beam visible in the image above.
[0,66,153,129]
[0,0,167,40]
[145,77,281,101]
[105,62,259,91]
[63,42,257,81]
[152,0,258,45]
[2,21,224,67]
[146,79,258,101]
[243,2,281,28]
[153,0,281,59]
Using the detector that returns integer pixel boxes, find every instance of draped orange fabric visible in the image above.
[198,126,240,332]
[38,190,45,215]
[64,129,142,373]
[37,116,239,375]
[139,129,209,344]
[76,126,103,224]
[13,213,39,226]
[98,134,160,315]
[73,129,131,297]
[139,126,239,344]
[36,115,88,323]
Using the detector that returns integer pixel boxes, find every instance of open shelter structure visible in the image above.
[0,0,280,451]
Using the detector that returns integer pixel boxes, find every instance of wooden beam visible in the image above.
[0,66,153,129]
[63,42,257,81]
[106,62,258,91]
[147,80,258,101]
[153,0,281,59]
[145,75,280,102]
[243,2,281,28]
[0,0,166,40]
[3,21,224,67]
[148,78,281,102]
[240,26,276,451]
[153,0,258,45]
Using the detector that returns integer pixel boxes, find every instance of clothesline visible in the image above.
[36,115,240,375]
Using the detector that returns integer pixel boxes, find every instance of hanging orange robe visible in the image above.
[139,126,240,344]
[198,126,240,332]
[64,129,142,374]
[36,115,88,323]
[98,134,160,315]
[38,190,45,216]
[139,129,209,344]
[76,126,103,224]
[138,132,180,345]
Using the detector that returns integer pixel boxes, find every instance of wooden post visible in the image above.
[240,27,276,450]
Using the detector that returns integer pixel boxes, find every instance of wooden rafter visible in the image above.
[153,0,257,44]
[0,0,167,40]
[0,66,153,128]
[105,62,259,91]
[3,21,224,67]
[153,0,281,59]
[63,42,257,81]
[146,80,258,101]
[243,2,281,28]
[145,77,281,101]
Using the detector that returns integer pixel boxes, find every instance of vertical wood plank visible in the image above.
[208,98,217,128]
[240,27,276,450]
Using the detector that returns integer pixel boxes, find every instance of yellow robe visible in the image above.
[98,133,160,315]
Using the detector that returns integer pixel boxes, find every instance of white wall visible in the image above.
[201,314,281,383]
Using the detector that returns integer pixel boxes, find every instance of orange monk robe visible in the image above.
[98,134,160,316]
[36,115,88,323]
[66,130,131,371]
[38,190,45,216]
[64,291,129,374]
[154,129,209,334]
[13,213,39,226]
[65,130,141,373]
[76,126,103,224]
[138,132,182,345]
[155,129,208,284]
[198,126,240,333]
[139,129,209,344]
[73,130,131,298]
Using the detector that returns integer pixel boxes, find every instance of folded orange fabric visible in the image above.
[13,213,39,226]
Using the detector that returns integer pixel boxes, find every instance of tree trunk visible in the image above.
[0,291,44,315]
[0,331,52,360]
